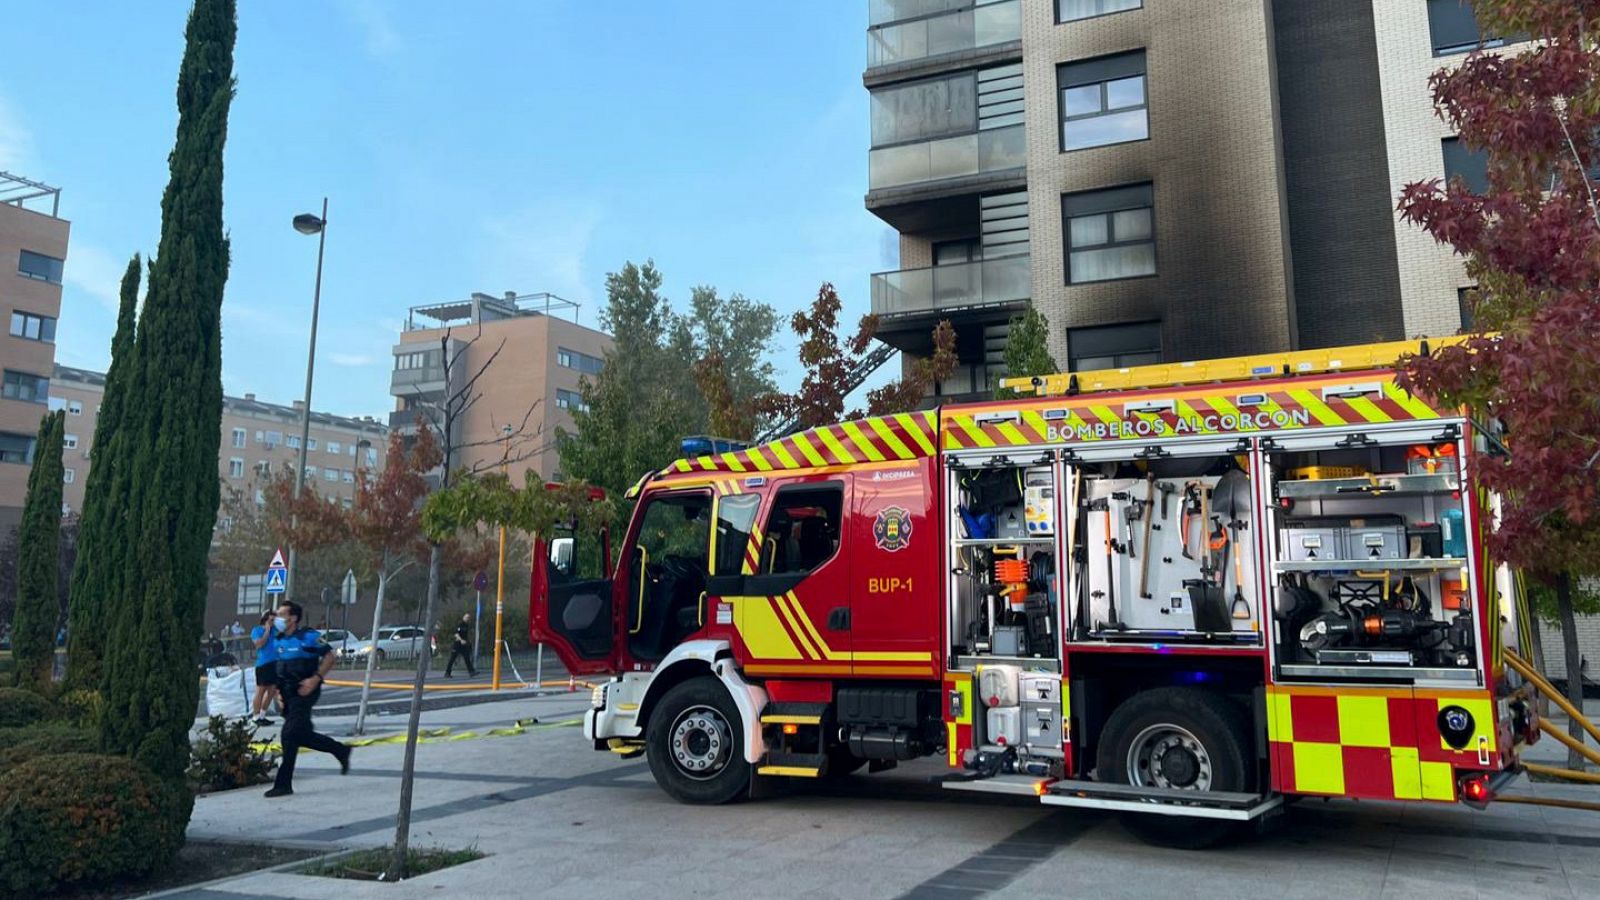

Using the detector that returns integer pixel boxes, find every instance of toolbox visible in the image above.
[1407,522,1443,558]
[1345,515,1406,560]
[1282,517,1346,561]
[1019,673,1060,705]
[1024,705,1060,743]
[991,626,1026,657]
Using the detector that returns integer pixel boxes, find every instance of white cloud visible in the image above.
[63,244,131,314]
[0,90,34,172]
[478,202,603,311]
[339,0,403,58]
[328,352,375,367]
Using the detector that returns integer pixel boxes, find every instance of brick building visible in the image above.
[863,0,1507,396]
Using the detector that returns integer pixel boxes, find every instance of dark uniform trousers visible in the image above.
[274,683,346,790]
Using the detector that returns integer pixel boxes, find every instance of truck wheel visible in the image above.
[645,677,751,805]
[1097,687,1254,849]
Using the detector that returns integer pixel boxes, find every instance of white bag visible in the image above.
[205,665,256,719]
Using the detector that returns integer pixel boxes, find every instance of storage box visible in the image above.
[1288,465,1368,480]
[1019,673,1060,706]
[987,707,1022,746]
[1408,522,1443,558]
[977,665,1020,708]
[1282,518,1345,561]
[1024,705,1060,744]
[992,626,1026,657]
[1345,516,1405,561]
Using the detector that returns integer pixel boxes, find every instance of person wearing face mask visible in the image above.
[249,610,280,725]
[264,600,351,798]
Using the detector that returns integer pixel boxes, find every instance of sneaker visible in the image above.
[264,786,293,798]
[254,717,273,726]
[339,746,352,775]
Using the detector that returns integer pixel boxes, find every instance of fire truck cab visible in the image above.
[531,338,1538,846]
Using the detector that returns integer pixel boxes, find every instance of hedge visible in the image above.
[0,686,54,727]
[0,753,189,895]
[0,726,96,770]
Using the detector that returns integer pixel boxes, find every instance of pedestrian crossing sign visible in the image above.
[265,547,288,595]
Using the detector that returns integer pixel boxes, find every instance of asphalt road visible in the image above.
[183,693,1600,899]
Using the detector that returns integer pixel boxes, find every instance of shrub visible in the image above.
[188,714,277,793]
[0,721,84,750]
[0,686,54,727]
[0,753,189,895]
[0,725,95,770]
[58,688,105,729]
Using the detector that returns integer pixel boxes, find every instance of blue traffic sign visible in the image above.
[265,567,287,594]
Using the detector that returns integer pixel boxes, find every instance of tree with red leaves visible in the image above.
[1396,0,1600,766]
[758,283,959,431]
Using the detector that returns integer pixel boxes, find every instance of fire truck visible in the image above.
[530,338,1538,846]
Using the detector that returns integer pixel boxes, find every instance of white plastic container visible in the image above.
[977,664,1021,708]
[987,707,1022,746]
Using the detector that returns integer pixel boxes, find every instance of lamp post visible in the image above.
[492,424,512,690]
[286,198,328,603]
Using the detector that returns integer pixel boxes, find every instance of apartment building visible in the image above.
[51,365,390,516]
[864,0,1509,395]
[0,173,68,529]
[390,291,613,484]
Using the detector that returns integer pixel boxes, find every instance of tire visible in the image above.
[824,744,868,778]
[645,677,751,805]
[1097,687,1255,849]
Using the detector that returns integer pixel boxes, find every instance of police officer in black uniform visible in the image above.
[264,600,352,797]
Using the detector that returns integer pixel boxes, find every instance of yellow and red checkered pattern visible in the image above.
[664,411,938,477]
[1267,686,1498,802]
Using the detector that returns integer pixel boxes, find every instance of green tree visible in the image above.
[12,411,64,689]
[64,255,141,690]
[99,0,236,784]
[994,307,1058,399]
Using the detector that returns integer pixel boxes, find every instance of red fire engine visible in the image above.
[530,338,1538,846]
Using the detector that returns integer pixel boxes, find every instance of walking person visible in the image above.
[249,611,279,725]
[264,600,351,798]
[444,612,476,678]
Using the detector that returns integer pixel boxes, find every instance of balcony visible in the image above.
[869,124,1026,194]
[388,407,432,431]
[871,254,1030,320]
[867,0,1021,71]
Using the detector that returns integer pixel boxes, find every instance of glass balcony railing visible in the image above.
[868,123,1025,192]
[867,0,1021,68]
[870,254,1030,317]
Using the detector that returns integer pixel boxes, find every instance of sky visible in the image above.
[0,1,896,420]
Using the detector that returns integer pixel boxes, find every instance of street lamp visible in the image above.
[492,423,512,690]
[286,198,328,604]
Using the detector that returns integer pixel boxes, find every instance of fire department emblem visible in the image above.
[873,506,913,552]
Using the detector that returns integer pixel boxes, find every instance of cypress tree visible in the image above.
[13,411,64,689]
[99,0,235,782]
[64,255,140,691]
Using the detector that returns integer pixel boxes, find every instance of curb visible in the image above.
[141,842,368,899]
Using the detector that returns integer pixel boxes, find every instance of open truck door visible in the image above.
[530,499,617,676]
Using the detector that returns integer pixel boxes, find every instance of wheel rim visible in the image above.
[1125,723,1212,790]
[669,704,732,781]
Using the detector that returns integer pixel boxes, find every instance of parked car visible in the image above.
[319,628,363,658]
[349,625,436,663]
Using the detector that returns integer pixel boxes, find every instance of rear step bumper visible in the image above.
[940,774,1283,821]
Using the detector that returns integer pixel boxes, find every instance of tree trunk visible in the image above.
[354,556,391,736]
[388,541,441,882]
[1556,571,1588,770]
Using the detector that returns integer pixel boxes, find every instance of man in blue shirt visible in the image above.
[264,600,351,798]
[249,611,280,725]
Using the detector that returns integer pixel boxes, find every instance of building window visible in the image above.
[348,444,357,457]
[1058,51,1147,152]
[17,250,64,284]
[324,468,338,482]
[232,427,246,448]
[1442,137,1490,194]
[0,432,34,464]
[555,388,588,412]
[62,467,74,484]
[1,370,49,404]
[1458,286,1477,332]
[305,465,318,480]
[1062,183,1155,283]
[256,459,269,476]
[1427,0,1518,55]
[343,469,355,484]
[871,71,979,148]
[67,400,82,416]
[287,435,301,450]
[556,347,605,375]
[254,488,265,505]
[1067,321,1162,371]
[237,574,266,615]
[307,437,318,451]
[63,433,78,449]
[1057,0,1140,23]
[9,311,56,343]
[264,430,282,449]
[327,440,340,455]
[366,447,378,464]
[229,457,245,478]
[394,350,437,371]
[342,497,353,510]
